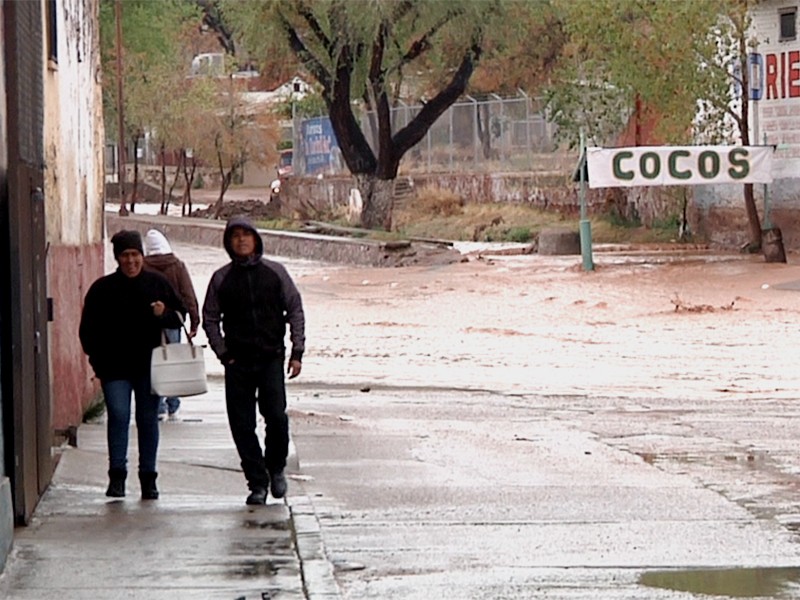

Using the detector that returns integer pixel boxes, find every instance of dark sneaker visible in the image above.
[269,471,287,499]
[246,487,268,505]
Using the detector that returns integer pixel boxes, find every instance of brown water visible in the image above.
[640,567,800,598]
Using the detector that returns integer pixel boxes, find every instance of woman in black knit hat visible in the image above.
[79,229,186,500]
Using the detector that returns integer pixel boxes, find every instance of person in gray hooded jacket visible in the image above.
[202,216,305,505]
[143,228,200,421]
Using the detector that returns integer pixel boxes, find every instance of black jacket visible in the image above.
[202,217,305,364]
[80,268,185,381]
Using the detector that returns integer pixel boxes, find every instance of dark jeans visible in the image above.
[224,356,289,490]
[101,375,160,472]
[157,328,181,415]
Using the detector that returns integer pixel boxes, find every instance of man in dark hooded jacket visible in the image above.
[202,217,305,505]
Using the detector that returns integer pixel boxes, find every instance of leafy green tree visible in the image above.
[547,0,765,250]
[150,75,219,215]
[219,0,547,230]
[99,0,200,212]
[187,77,281,218]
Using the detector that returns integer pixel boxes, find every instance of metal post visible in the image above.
[579,129,594,271]
[763,132,771,229]
[750,51,762,146]
[449,104,453,170]
[492,93,503,163]
[519,89,531,169]
[426,126,432,173]
[468,95,478,167]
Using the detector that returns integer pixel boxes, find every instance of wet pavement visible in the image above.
[0,380,340,599]
[7,210,800,598]
[287,385,800,599]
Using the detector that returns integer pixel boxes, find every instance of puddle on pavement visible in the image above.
[243,517,290,531]
[230,538,292,555]
[228,559,279,578]
[640,567,800,597]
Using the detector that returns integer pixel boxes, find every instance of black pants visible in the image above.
[224,357,289,490]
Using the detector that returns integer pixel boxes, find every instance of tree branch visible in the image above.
[277,10,332,93]
[297,2,333,54]
[389,12,458,77]
[195,0,235,55]
[392,43,482,157]
[391,0,415,22]
[329,44,378,174]
[371,22,393,168]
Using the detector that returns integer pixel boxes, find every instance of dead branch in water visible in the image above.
[671,293,736,313]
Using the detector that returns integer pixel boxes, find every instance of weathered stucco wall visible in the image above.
[693,179,800,249]
[47,243,104,428]
[44,0,104,247]
[0,0,12,571]
[43,0,105,429]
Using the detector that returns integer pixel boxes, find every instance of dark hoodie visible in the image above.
[202,217,305,364]
[80,268,185,381]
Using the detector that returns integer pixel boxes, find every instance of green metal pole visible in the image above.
[763,132,771,230]
[579,130,594,271]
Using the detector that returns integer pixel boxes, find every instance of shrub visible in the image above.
[506,227,532,243]
[412,187,464,217]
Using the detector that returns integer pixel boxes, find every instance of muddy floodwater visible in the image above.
[289,249,800,401]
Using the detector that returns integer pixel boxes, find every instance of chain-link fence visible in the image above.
[290,92,563,178]
[374,92,558,174]
[127,92,564,181]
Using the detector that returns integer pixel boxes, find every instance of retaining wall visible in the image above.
[106,213,462,267]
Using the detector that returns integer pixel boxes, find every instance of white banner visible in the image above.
[586,146,774,188]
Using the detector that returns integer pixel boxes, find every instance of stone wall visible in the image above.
[282,173,688,228]
[281,172,800,250]
[106,214,462,268]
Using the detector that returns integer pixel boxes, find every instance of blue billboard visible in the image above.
[301,117,342,175]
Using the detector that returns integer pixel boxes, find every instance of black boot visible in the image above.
[139,471,159,500]
[106,468,127,498]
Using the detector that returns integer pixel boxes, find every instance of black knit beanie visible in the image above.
[111,230,144,259]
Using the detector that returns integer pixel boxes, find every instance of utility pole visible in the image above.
[115,0,128,215]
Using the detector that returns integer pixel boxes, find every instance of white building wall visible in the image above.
[40,0,107,431]
[751,0,800,179]
[694,1,800,247]
[43,0,105,245]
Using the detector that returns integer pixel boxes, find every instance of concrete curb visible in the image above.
[106,212,462,267]
[288,493,342,599]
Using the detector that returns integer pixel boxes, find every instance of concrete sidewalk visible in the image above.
[0,379,340,600]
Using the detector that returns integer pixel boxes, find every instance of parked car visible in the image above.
[278,149,293,177]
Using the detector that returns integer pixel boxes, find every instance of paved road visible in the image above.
[273,246,800,599]
[288,385,800,599]
[178,239,800,597]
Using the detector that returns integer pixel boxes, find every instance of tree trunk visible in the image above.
[185,158,197,216]
[743,183,762,251]
[762,227,786,263]
[358,175,394,231]
[159,144,167,215]
[213,169,234,220]
[167,150,183,215]
[130,134,141,212]
[181,155,196,217]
